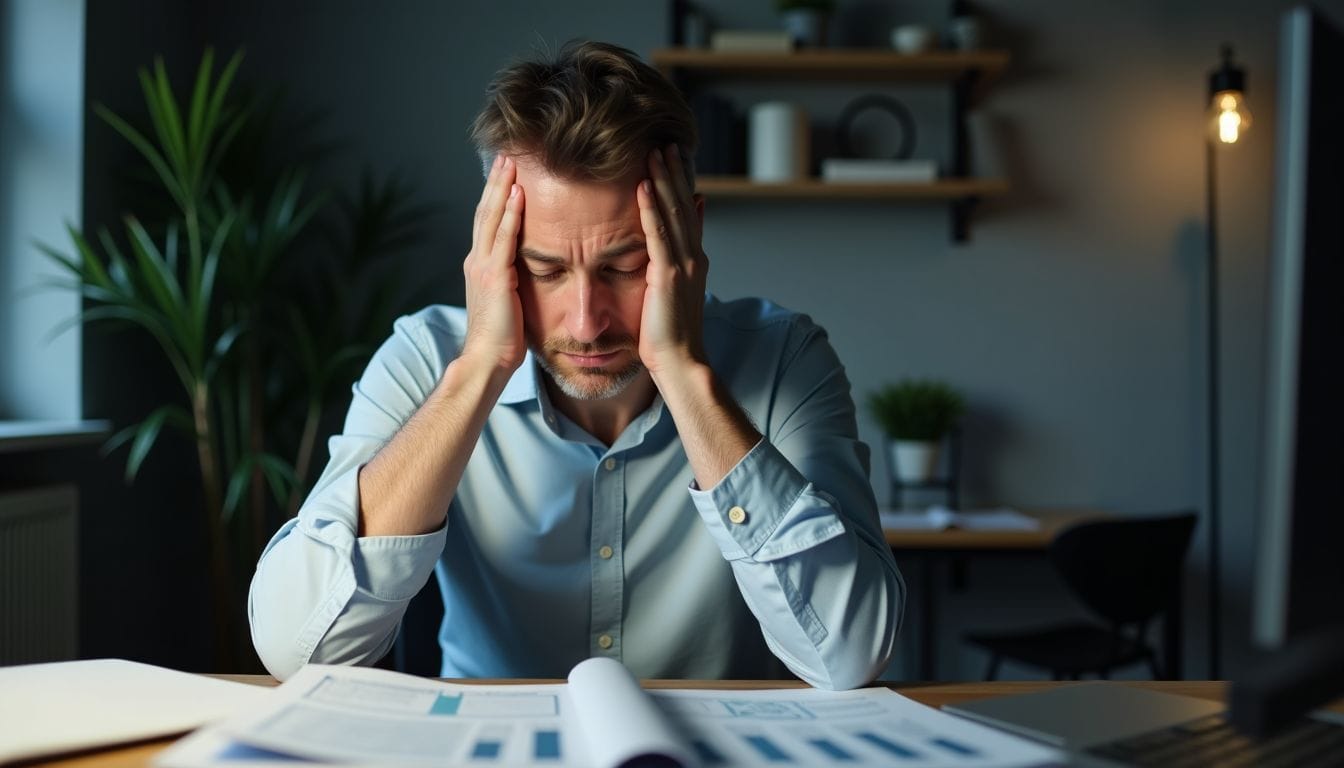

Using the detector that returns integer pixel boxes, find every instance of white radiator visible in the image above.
[0,485,78,664]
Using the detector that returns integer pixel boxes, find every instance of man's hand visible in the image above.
[461,154,527,373]
[637,144,708,379]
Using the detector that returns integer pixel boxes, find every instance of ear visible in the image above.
[693,193,705,228]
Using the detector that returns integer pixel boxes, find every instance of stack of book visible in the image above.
[709,30,795,53]
[691,93,744,176]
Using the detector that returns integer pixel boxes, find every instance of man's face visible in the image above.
[513,156,650,401]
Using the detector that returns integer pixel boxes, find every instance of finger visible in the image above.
[471,153,502,244]
[660,144,700,242]
[490,182,524,267]
[473,154,515,250]
[646,149,694,264]
[636,179,675,272]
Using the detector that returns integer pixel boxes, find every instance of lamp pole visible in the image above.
[1205,44,1250,681]
[1205,134,1222,681]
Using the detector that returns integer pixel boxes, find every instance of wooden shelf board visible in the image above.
[651,48,1008,102]
[694,176,1009,200]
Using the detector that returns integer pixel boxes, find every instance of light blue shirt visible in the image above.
[249,295,903,688]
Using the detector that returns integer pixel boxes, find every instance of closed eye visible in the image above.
[604,264,646,280]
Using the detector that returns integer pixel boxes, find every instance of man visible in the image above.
[249,41,903,689]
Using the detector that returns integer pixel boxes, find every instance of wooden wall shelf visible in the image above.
[653,47,1012,240]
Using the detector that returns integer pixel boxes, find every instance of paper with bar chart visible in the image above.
[648,687,1061,767]
[155,658,1062,768]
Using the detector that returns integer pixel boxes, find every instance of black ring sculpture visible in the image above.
[836,94,917,160]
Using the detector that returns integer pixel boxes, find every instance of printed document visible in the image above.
[0,658,271,763]
[158,657,1061,767]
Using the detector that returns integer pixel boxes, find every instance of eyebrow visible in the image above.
[517,241,647,265]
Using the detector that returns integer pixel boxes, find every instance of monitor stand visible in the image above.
[1230,624,1344,737]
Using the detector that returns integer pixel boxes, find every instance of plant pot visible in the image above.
[781,9,828,48]
[891,440,940,483]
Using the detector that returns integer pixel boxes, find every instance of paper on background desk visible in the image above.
[0,658,272,763]
[158,660,1063,767]
[881,506,1042,531]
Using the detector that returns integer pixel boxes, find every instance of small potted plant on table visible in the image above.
[867,379,966,484]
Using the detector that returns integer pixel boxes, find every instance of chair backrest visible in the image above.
[1049,512,1197,626]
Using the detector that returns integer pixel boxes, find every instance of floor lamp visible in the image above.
[1205,45,1251,681]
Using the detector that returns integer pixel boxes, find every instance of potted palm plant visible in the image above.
[867,379,965,483]
[42,49,427,670]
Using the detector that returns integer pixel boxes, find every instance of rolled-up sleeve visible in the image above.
[690,318,905,690]
[248,312,451,680]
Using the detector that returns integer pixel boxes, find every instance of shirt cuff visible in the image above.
[352,525,447,601]
[688,439,846,562]
[300,463,448,602]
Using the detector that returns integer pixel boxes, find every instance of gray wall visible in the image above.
[76,0,1341,676]
[0,0,82,420]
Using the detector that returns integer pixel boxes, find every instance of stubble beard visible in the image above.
[533,335,644,401]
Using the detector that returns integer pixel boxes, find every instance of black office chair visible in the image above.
[964,511,1196,681]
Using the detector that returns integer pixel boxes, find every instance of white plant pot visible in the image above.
[891,440,940,484]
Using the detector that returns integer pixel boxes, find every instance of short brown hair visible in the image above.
[470,41,697,188]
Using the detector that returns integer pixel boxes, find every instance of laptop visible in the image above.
[943,683,1344,766]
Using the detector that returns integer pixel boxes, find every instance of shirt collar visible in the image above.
[498,352,540,405]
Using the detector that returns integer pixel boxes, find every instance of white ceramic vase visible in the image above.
[891,440,940,483]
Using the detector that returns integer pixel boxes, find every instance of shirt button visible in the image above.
[597,634,613,649]
[728,505,748,525]
[598,545,614,559]
[545,414,556,426]
[603,458,617,471]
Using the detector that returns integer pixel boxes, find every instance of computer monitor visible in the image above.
[1229,4,1344,737]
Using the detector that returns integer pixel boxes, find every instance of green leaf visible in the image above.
[126,410,167,482]
[111,405,190,483]
[258,453,298,509]
[94,227,135,294]
[101,422,140,459]
[186,48,215,169]
[124,217,185,320]
[94,103,187,209]
[151,58,191,188]
[222,455,254,522]
[137,65,187,190]
[203,322,244,382]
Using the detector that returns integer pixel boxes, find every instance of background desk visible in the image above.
[879,509,1183,681]
[35,678,1265,768]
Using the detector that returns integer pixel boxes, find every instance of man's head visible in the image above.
[470,41,697,189]
[470,42,700,403]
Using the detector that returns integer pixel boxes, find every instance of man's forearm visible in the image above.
[652,361,761,490]
[357,355,513,537]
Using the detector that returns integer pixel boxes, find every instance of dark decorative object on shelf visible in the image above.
[836,94,916,160]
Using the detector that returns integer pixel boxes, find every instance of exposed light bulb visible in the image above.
[1209,90,1252,144]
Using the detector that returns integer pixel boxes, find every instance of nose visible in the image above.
[565,274,610,344]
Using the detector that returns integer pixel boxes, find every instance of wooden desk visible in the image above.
[37,678,1317,768]
[882,509,1163,681]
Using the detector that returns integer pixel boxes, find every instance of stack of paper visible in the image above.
[881,506,1042,531]
[821,158,939,183]
[158,658,1063,767]
[0,659,272,763]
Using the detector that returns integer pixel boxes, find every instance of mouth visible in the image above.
[561,350,624,368]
